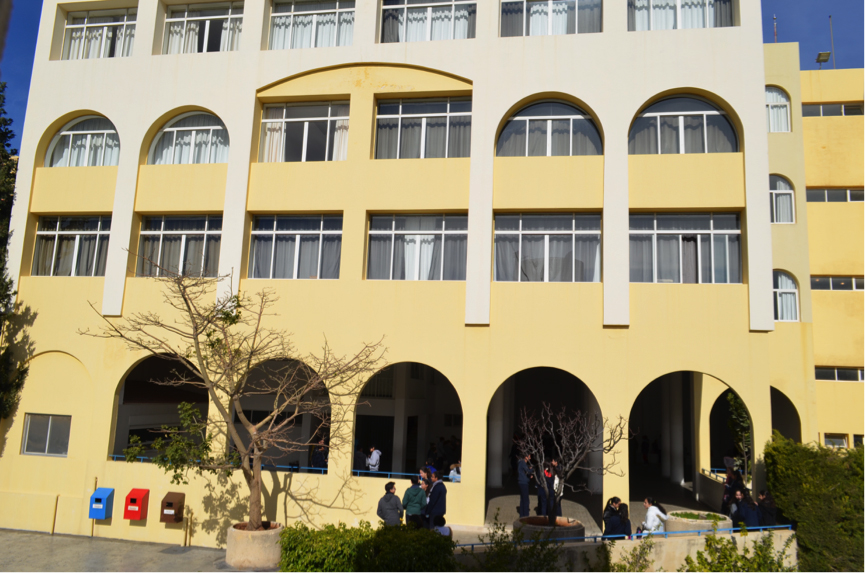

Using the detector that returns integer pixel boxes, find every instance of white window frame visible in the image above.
[259,102,349,162]
[367,214,467,281]
[382,0,476,42]
[636,107,734,154]
[270,0,355,49]
[21,414,71,457]
[769,175,795,224]
[375,98,471,159]
[45,116,119,168]
[802,103,864,117]
[248,215,343,279]
[773,270,799,322]
[137,215,222,277]
[815,367,865,381]
[163,2,244,54]
[810,276,864,291]
[805,188,865,203]
[32,216,112,277]
[766,87,791,133]
[823,433,849,448]
[498,102,600,157]
[634,0,731,31]
[148,113,228,165]
[493,213,602,282]
[61,8,137,60]
[501,0,604,37]
[629,213,741,284]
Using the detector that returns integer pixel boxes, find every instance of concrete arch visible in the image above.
[139,106,228,165]
[493,92,605,153]
[34,110,120,168]
[770,387,802,443]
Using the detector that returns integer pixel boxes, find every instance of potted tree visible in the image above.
[83,270,384,569]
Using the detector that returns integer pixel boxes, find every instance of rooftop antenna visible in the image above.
[829,15,836,69]
[773,14,777,43]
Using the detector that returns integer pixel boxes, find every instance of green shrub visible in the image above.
[356,523,456,572]
[764,432,864,572]
[678,525,795,572]
[460,511,561,572]
[584,535,655,572]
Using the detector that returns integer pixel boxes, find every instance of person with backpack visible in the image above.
[402,476,426,527]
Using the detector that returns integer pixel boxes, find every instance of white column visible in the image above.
[670,375,685,485]
[661,378,671,478]
[487,385,504,487]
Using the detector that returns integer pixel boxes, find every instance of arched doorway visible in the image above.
[353,362,463,478]
[770,387,801,443]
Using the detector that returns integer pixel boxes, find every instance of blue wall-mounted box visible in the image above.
[89,487,114,520]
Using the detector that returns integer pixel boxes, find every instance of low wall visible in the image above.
[695,472,726,512]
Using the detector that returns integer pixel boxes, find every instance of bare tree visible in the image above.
[81,269,385,532]
[517,403,628,526]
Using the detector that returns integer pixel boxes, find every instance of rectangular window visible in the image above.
[382,0,476,43]
[367,214,467,281]
[32,216,111,277]
[22,414,71,457]
[815,367,865,381]
[259,102,349,162]
[824,434,848,448]
[248,215,342,279]
[503,0,602,37]
[62,9,137,60]
[810,276,864,291]
[806,188,864,202]
[801,103,865,117]
[628,0,733,31]
[494,213,601,282]
[137,215,222,277]
[629,213,741,284]
[270,1,354,49]
[375,98,471,159]
[163,3,243,54]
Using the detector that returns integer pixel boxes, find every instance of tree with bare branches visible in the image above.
[81,270,385,532]
[517,403,628,526]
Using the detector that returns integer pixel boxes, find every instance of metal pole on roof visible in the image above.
[773,15,777,43]
[830,15,836,69]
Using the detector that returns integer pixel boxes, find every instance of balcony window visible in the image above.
[163,3,243,54]
[502,1,601,36]
[32,216,111,277]
[766,87,791,133]
[629,213,741,284]
[629,97,737,154]
[62,9,136,60]
[367,215,467,280]
[628,0,733,31]
[375,98,471,159]
[149,113,230,165]
[22,414,71,457]
[46,117,120,167]
[249,215,342,279]
[806,188,864,202]
[494,213,601,282]
[270,1,354,49]
[497,100,602,157]
[382,0,476,43]
[137,216,222,277]
[773,270,798,322]
[260,102,349,162]
[769,175,794,223]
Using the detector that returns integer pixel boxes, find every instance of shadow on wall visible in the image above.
[0,303,38,457]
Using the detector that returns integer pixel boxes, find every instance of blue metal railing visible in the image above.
[455,524,793,552]
[351,469,461,482]
[702,468,727,482]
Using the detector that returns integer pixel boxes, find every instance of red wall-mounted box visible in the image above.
[124,488,149,520]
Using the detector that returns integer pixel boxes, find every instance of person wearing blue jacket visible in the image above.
[425,471,448,529]
[517,454,534,518]
[731,489,761,529]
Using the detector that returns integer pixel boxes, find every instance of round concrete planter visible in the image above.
[665,512,732,534]
[225,521,283,570]
[512,516,586,541]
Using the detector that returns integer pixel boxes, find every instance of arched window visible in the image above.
[770,175,795,224]
[46,116,120,167]
[773,271,798,322]
[766,87,791,133]
[629,97,737,155]
[496,101,602,157]
[149,113,230,165]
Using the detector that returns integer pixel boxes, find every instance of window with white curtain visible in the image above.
[810,276,864,291]
[137,216,222,277]
[494,213,601,282]
[815,367,865,381]
[22,414,72,457]
[773,270,798,322]
[628,97,738,154]
[501,0,602,36]
[270,1,354,49]
[32,216,111,277]
[46,117,121,168]
[367,215,467,281]
[162,3,243,54]
[629,213,741,284]
[61,8,136,60]
[769,175,795,224]
[806,188,864,202]
[766,87,791,133]
[627,0,733,31]
[249,215,342,279]
[823,434,848,448]
[259,102,349,162]
[496,101,602,157]
[375,98,471,159]
[382,0,476,43]
[149,113,230,165]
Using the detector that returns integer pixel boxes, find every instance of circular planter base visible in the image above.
[666,512,732,533]
[513,517,586,541]
[225,521,284,570]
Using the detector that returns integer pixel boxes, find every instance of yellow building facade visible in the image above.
[0,0,861,547]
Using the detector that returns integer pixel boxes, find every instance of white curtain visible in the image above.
[173,131,192,164]
[501,2,524,37]
[393,235,415,280]
[681,0,706,29]
[121,24,136,56]
[152,132,175,165]
[548,236,572,281]
[577,0,601,33]
[83,25,105,59]
[712,235,728,283]
[250,236,273,278]
[209,128,230,163]
[160,236,183,275]
[574,235,600,282]
[367,236,392,279]
[706,115,737,152]
[260,122,284,162]
[297,236,320,279]
[497,121,526,156]
[424,117,447,158]
[399,118,422,159]
[164,21,185,54]
[550,119,570,156]
[528,1,549,36]
[270,15,292,49]
[338,11,354,45]
[50,135,70,167]
[274,235,296,278]
[572,118,602,155]
[95,236,109,276]
[766,88,790,132]
[708,0,733,27]
[443,235,467,280]
[551,1,573,35]
[494,236,519,281]
[221,18,242,51]
[431,7,451,41]
[183,21,200,53]
[53,236,76,276]
[629,235,653,282]
[32,237,55,275]
[292,15,313,48]
[381,9,403,43]
[406,8,428,42]
[520,235,545,281]
[137,236,160,276]
[203,236,221,277]
[63,27,85,59]
[656,235,680,282]
[375,119,399,159]
[682,236,698,283]
[192,130,211,164]
[320,236,342,279]
[528,120,547,156]
[771,176,794,223]
[652,0,677,30]
[629,0,650,31]
[683,115,705,153]
[316,12,337,47]
[420,236,441,280]
[454,4,475,39]
[628,117,657,154]
[87,134,104,166]
[183,236,205,275]
[774,272,798,321]
[69,134,89,167]
[660,116,679,154]
[447,116,471,158]
[330,120,349,161]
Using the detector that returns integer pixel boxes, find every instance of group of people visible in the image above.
[721,468,777,528]
[516,454,564,518]
[376,466,450,535]
[603,497,668,538]
[355,436,463,482]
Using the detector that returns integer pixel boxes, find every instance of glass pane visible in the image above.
[375,118,399,159]
[826,189,847,202]
[52,236,76,276]
[644,97,717,114]
[656,235,680,283]
[75,235,98,277]
[548,235,573,282]
[399,118,422,159]
[706,115,737,153]
[297,236,320,279]
[401,101,447,115]
[629,215,654,231]
[60,217,100,232]
[550,119,570,156]
[183,236,204,275]
[801,105,821,117]
[424,117,447,158]
[445,215,468,230]
[572,118,602,155]
[322,216,343,231]
[285,105,330,119]
[850,190,864,201]
[203,235,220,276]
[683,115,705,153]
[367,235,392,279]
[46,416,71,456]
[713,214,739,230]
[814,367,835,380]
[160,236,182,274]
[831,277,853,290]
[25,414,50,454]
[395,215,442,231]
[207,216,222,231]
[713,235,728,283]
[821,104,843,116]
[810,276,830,290]
[447,115,471,158]
[501,2,524,37]
[283,122,305,162]
[137,236,160,277]
[250,236,273,279]
[370,216,393,231]
[836,368,859,381]
[727,235,741,283]
[443,235,467,280]
[574,235,600,282]
[495,215,520,231]
[278,216,320,231]
[522,214,571,231]
[527,120,547,156]
[628,117,658,155]
[806,189,825,202]
[629,235,653,282]
[844,104,864,116]
[855,278,864,290]
[496,120,527,157]
[164,217,206,232]
[699,235,711,284]
[520,235,544,281]
[657,214,710,231]
[94,236,109,276]
[273,236,296,279]
[253,216,275,231]
[660,116,679,154]
[305,120,328,162]
[494,235,518,281]
[320,235,342,279]
[573,215,601,231]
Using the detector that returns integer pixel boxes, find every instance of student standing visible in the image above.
[366,445,381,473]
[640,497,668,533]
[517,454,533,518]
[425,471,448,529]
[402,476,426,527]
[376,482,403,526]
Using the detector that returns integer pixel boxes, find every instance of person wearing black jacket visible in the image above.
[603,497,631,538]
[731,489,761,528]
[425,471,447,529]
[517,454,534,518]
[757,490,777,526]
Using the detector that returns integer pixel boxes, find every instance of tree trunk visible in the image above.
[247,452,264,531]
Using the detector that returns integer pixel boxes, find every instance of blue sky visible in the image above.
[1,1,863,152]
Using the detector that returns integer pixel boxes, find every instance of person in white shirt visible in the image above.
[366,446,382,472]
[640,497,668,533]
